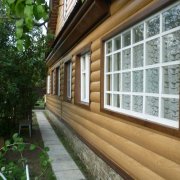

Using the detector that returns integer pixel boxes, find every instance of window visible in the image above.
[65,61,72,99]
[80,53,90,103]
[47,75,50,94]
[104,2,180,128]
[57,67,60,96]
[75,49,91,107]
[63,0,77,23]
[52,70,55,95]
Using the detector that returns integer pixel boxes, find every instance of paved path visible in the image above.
[35,110,86,180]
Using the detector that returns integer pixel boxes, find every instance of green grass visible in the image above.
[34,99,45,109]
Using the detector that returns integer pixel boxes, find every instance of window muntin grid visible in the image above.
[67,62,72,98]
[57,67,60,96]
[104,2,180,128]
[80,52,90,103]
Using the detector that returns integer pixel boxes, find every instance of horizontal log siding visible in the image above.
[47,0,180,179]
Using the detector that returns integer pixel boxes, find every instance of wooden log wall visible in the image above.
[47,0,180,179]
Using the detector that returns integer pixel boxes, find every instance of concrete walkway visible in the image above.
[35,110,86,180]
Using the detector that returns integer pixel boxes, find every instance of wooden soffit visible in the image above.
[46,0,110,66]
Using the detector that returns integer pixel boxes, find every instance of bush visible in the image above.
[0,133,50,179]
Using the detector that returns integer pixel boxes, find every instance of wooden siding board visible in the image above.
[46,0,180,179]
[61,111,165,180]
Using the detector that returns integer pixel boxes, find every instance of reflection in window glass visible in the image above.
[133,70,143,92]
[133,44,144,68]
[113,73,120,91]
[122,72,131,92]
[163,65,180,95]
[106,93,112,106]
[114,36,121,50]
[113,94,120,108]
[146,96,159,117]
[114,53,121,71]
[106,75,112,91]
[122,95,130,110]
[123,31,131,47]
[146,68,159,93]
[146,38,160,65]
[163,4,180,31]
[106,41,112,54]
[106,55,112,72]
[162,98,179,121]
[133,24,144,43]
[122,49,131,70]
[146,16,160,37]
[163,31,180,62]
[133,96,143,113]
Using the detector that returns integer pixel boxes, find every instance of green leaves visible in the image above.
[15,0,25,17]
[29,144,36,151]
[17,39,24,51]
[16,19,24,28]
[36,0,45,5]
[7,0,15,5]
[12,133,19,141]
[36,5,45,18]
[5,140,10,146]
[3,0,49,50]
[24,5,33,17]
[25,0,33,5]
[16,27,23,38]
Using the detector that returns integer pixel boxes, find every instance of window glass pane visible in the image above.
[114,53,121,71]
[133,44,144,68]
[163,31,180,62]
[106,41,112,54]
[133,24,144,43]
[58,68,60,96]
[123,31,131,47]
[163,65,180,94]
[113,73,120,91]
[146,38,160,65]
[146,68,159,93]
[113,94,120,108]
[122,72,131,92]
[146,96,159,116]
[162,98,179,121]
[106,55,112,72]
[106,75,112,91]
[122,48,131,70]
[106,93,112,106]
[133,70,143,92]
[82,73,86,100]
[122,95,130,110]
[67,62,71,98]
[163,4,180,31]
[82,56,86,71]
[133,96,143,113]
[146,16,160,37]
[114,36,121,50]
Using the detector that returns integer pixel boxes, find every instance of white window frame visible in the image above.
[104,2,180,128]
[80,52,90,103]
[47,75,50,94]
[63,0,77,24]
[57,67,60,96]
[66,61,72,99]
[52,70,55,95]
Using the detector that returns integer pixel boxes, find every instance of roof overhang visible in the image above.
[46,0,110,66]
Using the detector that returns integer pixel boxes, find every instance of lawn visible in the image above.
[34,98,45,109]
